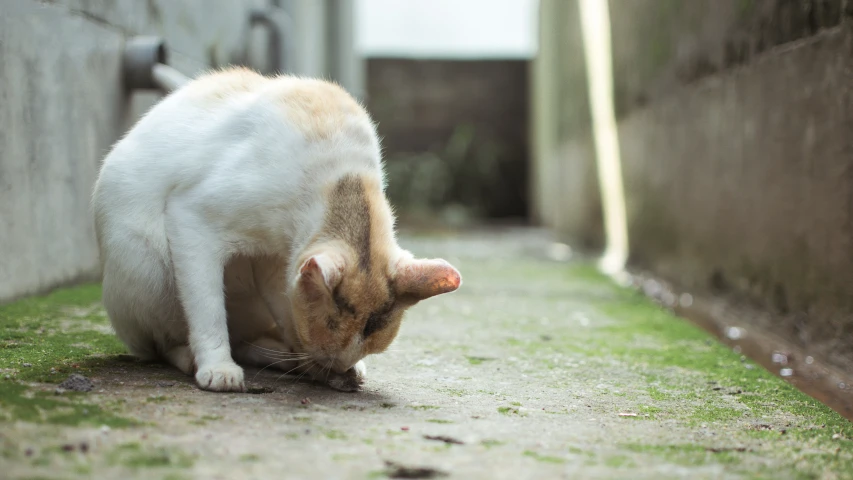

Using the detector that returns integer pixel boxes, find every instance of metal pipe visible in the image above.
[250,6,292,74]
[123,36,189,93]
[151,63,190,92]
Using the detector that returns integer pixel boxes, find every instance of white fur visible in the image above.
[92,74,394,392]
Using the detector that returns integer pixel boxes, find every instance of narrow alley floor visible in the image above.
[2,229,852,479]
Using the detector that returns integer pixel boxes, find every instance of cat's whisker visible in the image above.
[245,342,308,358]
[252,351,311,361]
[275,359,315,384]
[243,341,291,354]
[324,354,338,382]
[285,366,314,395]
[252,354,308,380]
[257,352,310,360]
[252,357,303,381]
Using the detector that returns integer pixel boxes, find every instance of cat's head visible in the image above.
[290,242,461,373]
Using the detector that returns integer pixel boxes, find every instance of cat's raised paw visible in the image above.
[327,361,367,392]
[195,362,246,392]
[352,360,367,381]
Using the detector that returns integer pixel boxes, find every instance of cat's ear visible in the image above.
[297,253,344,300]
[395,258,461,303]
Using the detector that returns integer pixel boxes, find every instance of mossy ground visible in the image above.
[1,230,852,479]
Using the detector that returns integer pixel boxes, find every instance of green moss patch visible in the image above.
[465,356,495,365]
[1,284,126,383]
[107,442,195,469]
[0,379,134,428]
[523,450,565,464]
[486,256,853,475]
[0,285,136,427]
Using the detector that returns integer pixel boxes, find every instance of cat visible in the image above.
[91,67,461,393]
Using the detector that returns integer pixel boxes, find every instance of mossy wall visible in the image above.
[532,0,853,370]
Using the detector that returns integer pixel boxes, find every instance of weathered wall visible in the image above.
[0,0,361,302]
[367,59,529,220]
[533,0,853,369]
[0,0,270,302]
[530,0,602,249]
[608,0,845,115]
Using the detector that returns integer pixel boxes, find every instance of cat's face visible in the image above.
[290,246,460,373]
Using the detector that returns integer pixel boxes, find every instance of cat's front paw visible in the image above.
[327,361,366,392]
[195,362,246,392]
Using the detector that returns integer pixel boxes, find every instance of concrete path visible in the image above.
[2,229,852,479]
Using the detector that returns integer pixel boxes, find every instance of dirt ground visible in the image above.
[2,229,852,479]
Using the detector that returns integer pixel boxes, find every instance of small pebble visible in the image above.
[22,363,32,367]
[301,398,311,405]
[100,425,111,434]
[54,388,66,396]
[58,374,94,392]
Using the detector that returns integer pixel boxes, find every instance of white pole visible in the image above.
[578,0,629,276]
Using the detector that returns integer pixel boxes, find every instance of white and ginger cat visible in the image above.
[91,68,461,393]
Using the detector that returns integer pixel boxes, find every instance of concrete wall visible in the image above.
[277,0,364,98]
[0,0,361,302]
[533,0,853,369]
[530,0,602,249]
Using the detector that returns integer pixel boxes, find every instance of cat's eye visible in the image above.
[333,291,356,315]
[363,314,384,338]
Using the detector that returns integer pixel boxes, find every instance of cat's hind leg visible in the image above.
[163,345,196,376]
